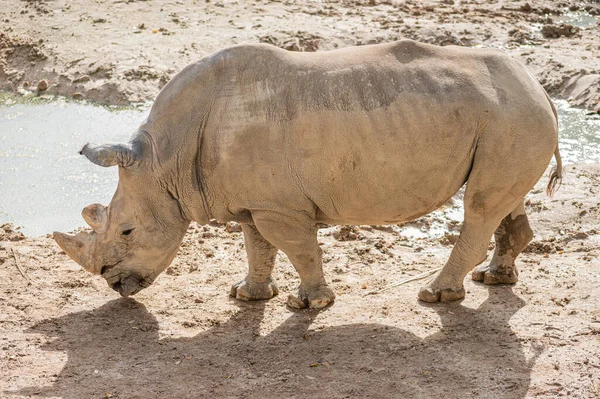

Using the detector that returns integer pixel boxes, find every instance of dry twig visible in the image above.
[11,248,28,280]
[363,267,442,296]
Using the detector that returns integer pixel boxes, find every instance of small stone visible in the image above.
[520,3,532,12]
[573,232,588,240]
[37,79,48,91]
[541,24,579,39]
[225,222,242,233]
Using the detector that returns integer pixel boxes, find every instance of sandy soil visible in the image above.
[2,1,600,398]
[1,0,600,111]
[1,164,599,398]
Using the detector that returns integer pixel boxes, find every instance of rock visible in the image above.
[37,79,48,91]
[333,225,362,241]
[520,3,532,12]
[0,223,25,242]
[439,232,459,246]
[508,28,537,45]
[542,24,580,39]
[573,232,589,240]
[259,31,322,52]
[225,222,242,233]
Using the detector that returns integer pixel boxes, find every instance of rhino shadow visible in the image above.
[11,287,541,399]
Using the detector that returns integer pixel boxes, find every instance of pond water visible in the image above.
[553,10,599,28]
[0,95,148,237]
[0,95,599,236]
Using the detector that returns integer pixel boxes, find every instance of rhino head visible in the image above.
[53,139,191,297]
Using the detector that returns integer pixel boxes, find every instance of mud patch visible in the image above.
[541,23,580,38]
[259,31,323,52]
[0,223,26,242]
[1,165,599,398]
[0,33,49,92]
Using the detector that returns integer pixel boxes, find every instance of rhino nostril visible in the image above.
[101,265,109,275]
[112,281,122,291]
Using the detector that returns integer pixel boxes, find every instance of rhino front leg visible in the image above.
[252,211,335,309]
[230,223,279,301]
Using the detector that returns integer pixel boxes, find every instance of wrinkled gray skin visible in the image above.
[54,40,562,307]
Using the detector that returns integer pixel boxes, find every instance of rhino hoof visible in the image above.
[287,284,335,309]
[472,264,518,285]
[230,278,279,301]
[418,285,465,303]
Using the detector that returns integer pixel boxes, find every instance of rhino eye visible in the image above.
[122,228,134,236]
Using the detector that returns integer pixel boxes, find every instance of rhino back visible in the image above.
[197,41,549,224]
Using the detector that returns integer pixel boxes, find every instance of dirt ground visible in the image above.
[1,0,600,111]
[1,0,600,398]
[1,166,599,398]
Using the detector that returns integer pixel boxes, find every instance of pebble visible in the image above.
[37,79,48,91]
[225,222,242,233]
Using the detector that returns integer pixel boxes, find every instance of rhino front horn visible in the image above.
[53,231,95,273]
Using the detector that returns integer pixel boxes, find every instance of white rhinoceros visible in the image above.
[54,40,562,308]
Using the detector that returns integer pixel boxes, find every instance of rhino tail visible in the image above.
[544,89,562,197]
[546,147,563,197]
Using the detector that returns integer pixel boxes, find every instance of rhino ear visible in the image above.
[79,143,138,168]
[82,204,108,233]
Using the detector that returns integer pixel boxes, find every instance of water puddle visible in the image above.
[0,95,598,236]
[554,10,599,28]
[554,99,600,164]
[0,95,148,236]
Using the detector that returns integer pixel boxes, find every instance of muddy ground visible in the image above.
[1,0,600,111]
[1,0,600,398]
[1,165,599,398]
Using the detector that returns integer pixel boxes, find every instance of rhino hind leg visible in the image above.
[417,174,541,303]
[471,200,533,285]
[419,194,524,303]
[230,223,279,301]
[251,211,335,309]
[418,217,497,303]
[418,201,524,303]
[417,110,555,304]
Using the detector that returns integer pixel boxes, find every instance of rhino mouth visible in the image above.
[105,269,154,297]
[111,279,140,297]
[107,274,143,297]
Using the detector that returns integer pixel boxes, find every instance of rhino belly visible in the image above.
[312,162,470,226]
[287,108,478,225]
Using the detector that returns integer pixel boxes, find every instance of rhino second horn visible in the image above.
[53,231,96,273]
[79,143,136,168]
[82,204,108,233]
